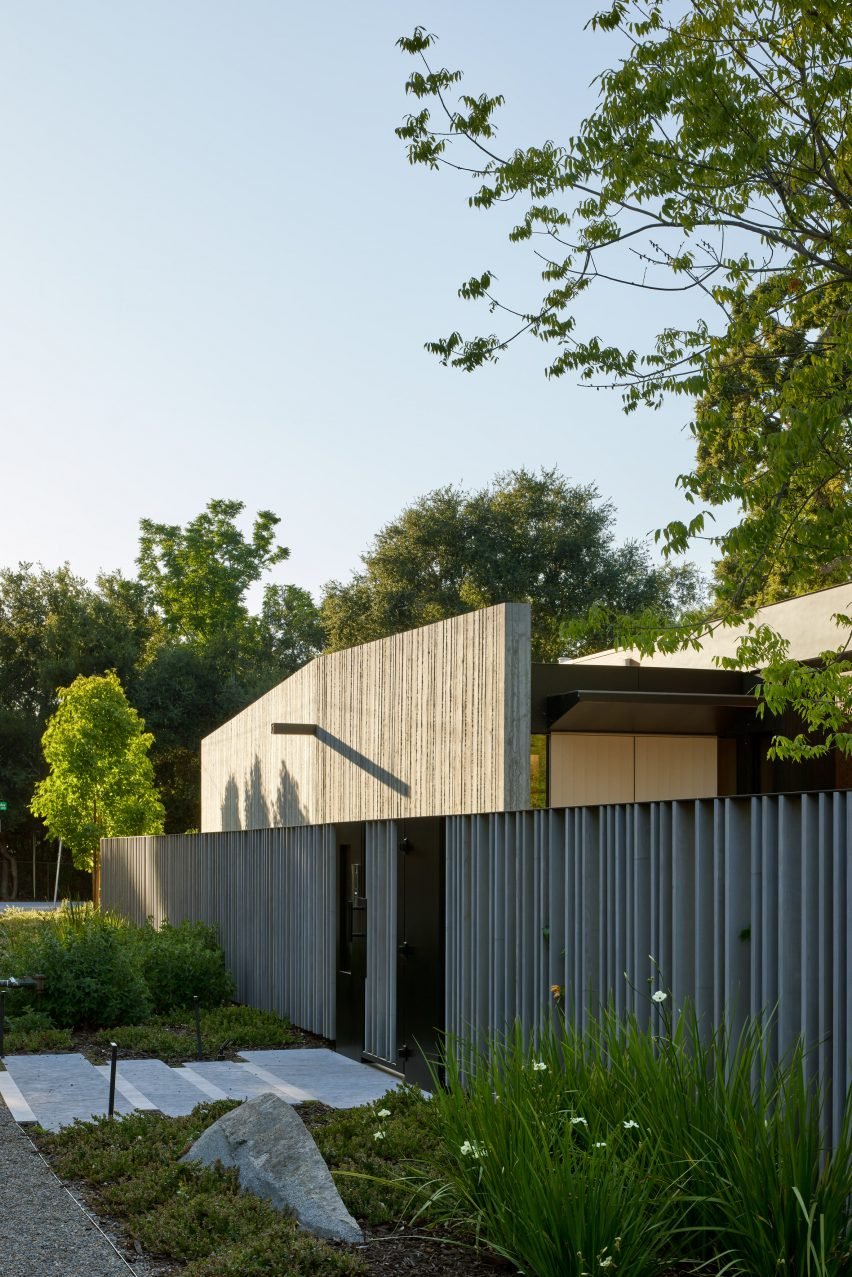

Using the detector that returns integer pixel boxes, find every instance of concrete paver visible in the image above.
[3,1054,135,1131]
[241,1048,403,1108]
[0,1048,403,1129]
[92,1059,203,1117]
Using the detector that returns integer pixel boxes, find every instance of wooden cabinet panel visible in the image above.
[550,734,635,807]
[635,735,717,802]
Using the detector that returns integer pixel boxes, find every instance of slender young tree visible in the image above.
[30,672,164,890]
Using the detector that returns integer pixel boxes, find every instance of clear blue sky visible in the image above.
[1,1,719,601]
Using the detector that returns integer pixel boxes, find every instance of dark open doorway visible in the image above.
[335,823,366,1062]
[396,817,444,1090]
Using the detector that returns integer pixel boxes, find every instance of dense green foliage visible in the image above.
[0,907,234,1030]
[132,919,235,1014]
[36,913,153,1028]
[425,1007,851,1277]
[30,671,165,871]
[396,2,852,755]
[322,468,703,660]
[1,500,324,838]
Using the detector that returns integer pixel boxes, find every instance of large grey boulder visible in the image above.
[181,1091,363,1244]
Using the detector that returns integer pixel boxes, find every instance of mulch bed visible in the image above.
[359,1224,515,1277]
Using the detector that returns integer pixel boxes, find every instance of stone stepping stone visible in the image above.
[2,1054,135,1131]
[92,1059,211,1118]
[173,1060,301,1104]
[240,1048,402,1108]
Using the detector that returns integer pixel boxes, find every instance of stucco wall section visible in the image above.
[201,603,532,831]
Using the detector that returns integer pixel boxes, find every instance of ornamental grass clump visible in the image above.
[422,1004,851,1277]
[421,1024,671,1277]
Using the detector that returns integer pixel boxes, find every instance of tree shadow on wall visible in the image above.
[273,760,307,827]
[221,776,242,832]
[244,756,272,830]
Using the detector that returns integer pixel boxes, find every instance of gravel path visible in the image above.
[0,1104,131,1277]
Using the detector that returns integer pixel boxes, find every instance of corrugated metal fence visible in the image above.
[445,793,851,1148]
[101,827,336,1039]
[102,791,850,1146]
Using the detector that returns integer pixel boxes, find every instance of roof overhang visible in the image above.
[546,689,757,736]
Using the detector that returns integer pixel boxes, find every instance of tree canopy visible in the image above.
[30,671,165,872]
[321,468,703,660]
[396,1,852,756]
[1,501,324,839]
[137,499,289,644]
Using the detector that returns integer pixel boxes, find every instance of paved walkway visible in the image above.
[0,1048,401,1130]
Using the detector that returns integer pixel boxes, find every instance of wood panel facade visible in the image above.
[201,603,532,831]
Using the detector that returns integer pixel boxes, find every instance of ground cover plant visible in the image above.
[423,1003,852,1277]
[93,1004,298,1063]
[33,1090,493,1277]
[36,1101,366,1277]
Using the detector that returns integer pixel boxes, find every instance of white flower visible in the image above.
[377,1108,391,1118]
[460,1139,487,1158]
[599,1256,614,1269]
[651,990,668,1003]
[622,1119,639,1130]
[570,1116,588,1126]
[373,1130,386,1141]
[593,1141,607,1148]
[532,1060,547,1072]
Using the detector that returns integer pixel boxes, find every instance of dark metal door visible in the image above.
[335,823,366,1061]
[396,817,444,1090]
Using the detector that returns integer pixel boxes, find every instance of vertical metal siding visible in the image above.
[101,826,336,1039]
[103,790,849,1149]
[445,794,851,1149]
[364,821,397,1063]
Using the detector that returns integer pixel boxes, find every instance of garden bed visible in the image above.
[32,1093,514,1277]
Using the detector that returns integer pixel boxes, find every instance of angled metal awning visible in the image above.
[546,689,758,735]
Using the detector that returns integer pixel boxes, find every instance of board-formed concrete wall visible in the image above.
[200,603,532,831]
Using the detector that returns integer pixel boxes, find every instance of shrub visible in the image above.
[133,919,235,1014]
[34,911,151,1028]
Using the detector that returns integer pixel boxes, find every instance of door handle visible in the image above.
[397,940,411,956]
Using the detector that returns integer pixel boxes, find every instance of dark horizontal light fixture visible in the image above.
[270,723,318,736]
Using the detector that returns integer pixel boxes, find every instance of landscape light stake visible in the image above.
[193,995,202,1060]
[108,1042,118,1117]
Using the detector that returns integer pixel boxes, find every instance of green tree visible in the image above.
[396,3,852,755]
[322,468,703,660]
[137,499,289,643]
[30,671,164,873]
[0,565,155,837]
[133,502,324,831]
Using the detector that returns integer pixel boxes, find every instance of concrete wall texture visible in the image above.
[200,603,532,831]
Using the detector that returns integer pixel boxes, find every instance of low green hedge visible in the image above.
[0,907,234,1030]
